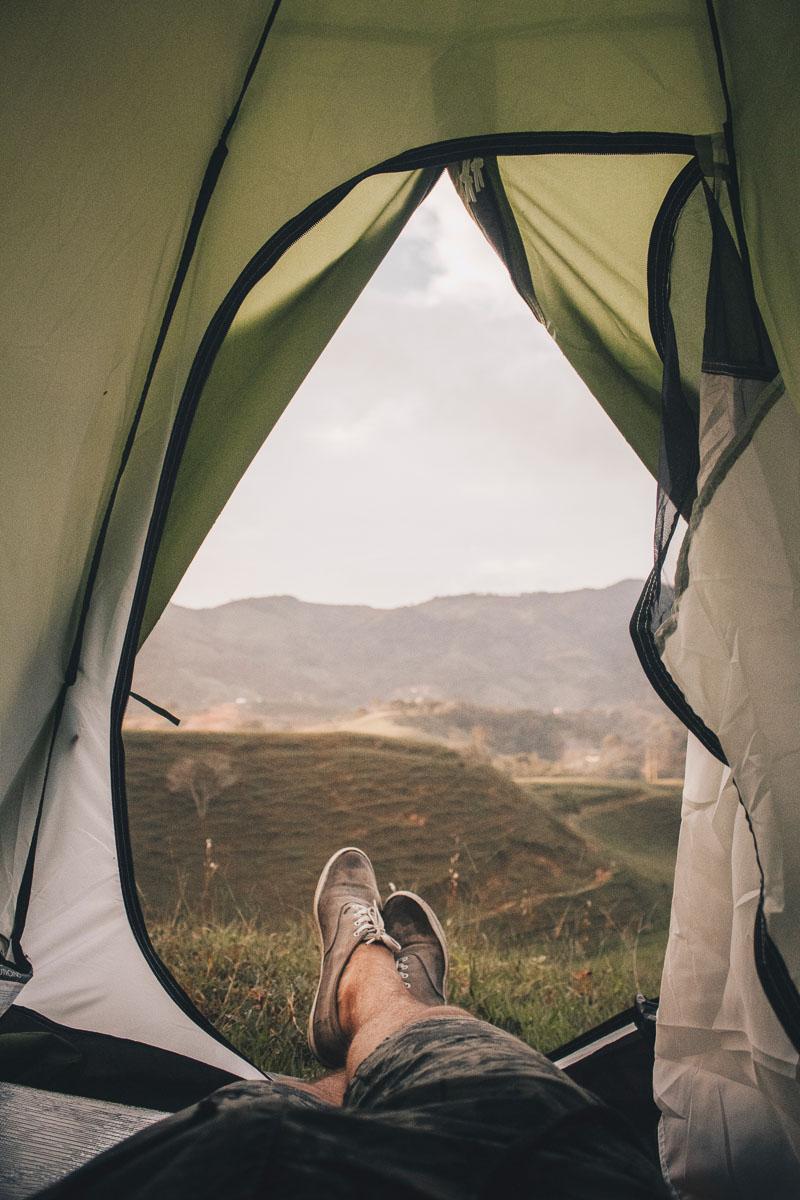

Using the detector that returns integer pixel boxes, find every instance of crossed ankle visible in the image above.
[337,943,413,1037]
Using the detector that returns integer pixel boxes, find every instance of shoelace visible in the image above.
[396,954,411,988]
[350,902,401,954]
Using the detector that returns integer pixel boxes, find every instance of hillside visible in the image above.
[125,731,679,943]
[130,580,656,722]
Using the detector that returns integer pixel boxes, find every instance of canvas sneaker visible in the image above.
[308,847,401,1067]
[382,890,449,1006]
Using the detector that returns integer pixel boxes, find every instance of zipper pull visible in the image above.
[129,692,180,726]
[454,158,485,205]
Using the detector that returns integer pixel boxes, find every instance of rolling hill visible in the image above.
[125,730,679,943]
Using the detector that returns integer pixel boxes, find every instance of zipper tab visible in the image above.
[454,157,485,204]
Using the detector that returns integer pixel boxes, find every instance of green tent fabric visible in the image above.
[1,5,799,1197]
[140,167,439,634]
[715,2,800,408]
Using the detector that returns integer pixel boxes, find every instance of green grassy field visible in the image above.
[150,915,668,1077]
[519,778,682,888]
[124,731,681,1075]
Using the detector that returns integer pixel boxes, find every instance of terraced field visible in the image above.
[126,732,680,944]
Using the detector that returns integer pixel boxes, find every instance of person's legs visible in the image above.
[261,867,454,1104]
[40,851,670,1199]
[337,941,470,1077]
[312,856,670,1197]
[268,1069,347,1105]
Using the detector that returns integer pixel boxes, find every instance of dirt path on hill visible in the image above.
[463,865,619,925]
[511,778,679,886]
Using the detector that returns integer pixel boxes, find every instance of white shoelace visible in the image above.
[350,901,401,953]
[396,954,411,988]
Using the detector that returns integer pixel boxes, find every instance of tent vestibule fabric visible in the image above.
[1,4,799,1196]
[654,380,800,1197]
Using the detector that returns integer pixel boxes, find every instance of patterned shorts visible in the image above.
[40,1016,668,1198]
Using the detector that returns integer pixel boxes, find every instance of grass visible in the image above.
[579,795,681,885]
[151,911,666,1079]
[517,778,681,899]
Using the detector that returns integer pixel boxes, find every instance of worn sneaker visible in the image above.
[308,847,401,1067]
[382,890,449,1006]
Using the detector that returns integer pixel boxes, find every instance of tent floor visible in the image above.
[0,1082,165,1199]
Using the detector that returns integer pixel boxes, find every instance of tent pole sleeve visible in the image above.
[704,1,757,306]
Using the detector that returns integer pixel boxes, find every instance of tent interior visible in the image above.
[1,3,799,1197]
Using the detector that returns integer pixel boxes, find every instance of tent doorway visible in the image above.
[121,173,686,1092]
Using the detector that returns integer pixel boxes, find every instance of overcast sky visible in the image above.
[174,176,656,611]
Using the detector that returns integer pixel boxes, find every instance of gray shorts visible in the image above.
[39,1017,669,1198]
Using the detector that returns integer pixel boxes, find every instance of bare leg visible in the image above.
[338,943,472,1079]
[280,1071,347,1105]
[264,941,448,1104]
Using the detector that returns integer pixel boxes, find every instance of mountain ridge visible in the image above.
[132,579,655,720]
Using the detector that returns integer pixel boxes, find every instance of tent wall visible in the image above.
[0,0,269,941]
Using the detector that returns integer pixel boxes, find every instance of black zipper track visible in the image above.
[647,157,703,362]
[107,129,699,1059]
[634,156,728,765]
[630,566,726,765]
[376,130,695,168]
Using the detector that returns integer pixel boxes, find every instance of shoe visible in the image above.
[382,890,448,1006]
[308,847,401,1067]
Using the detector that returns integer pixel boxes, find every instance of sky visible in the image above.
[174,176,656,611]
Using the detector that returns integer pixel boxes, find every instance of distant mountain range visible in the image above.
[131,580,657,723]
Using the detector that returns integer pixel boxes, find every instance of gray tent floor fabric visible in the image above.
[0,1082,164,1199]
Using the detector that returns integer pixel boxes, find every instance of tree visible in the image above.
[166,751,238,824]
[166,751,238,912]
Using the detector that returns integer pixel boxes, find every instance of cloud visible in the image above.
[370,203,444,300]
[305,394,422,456]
